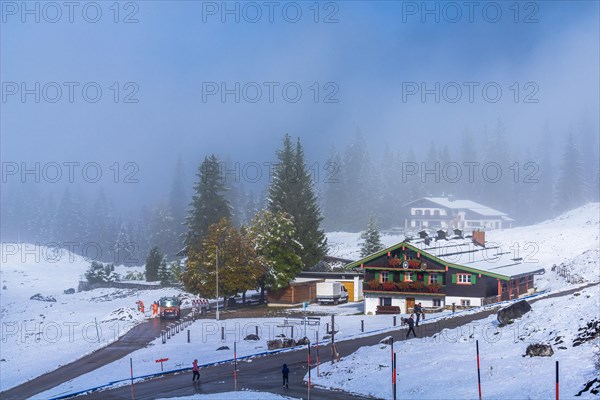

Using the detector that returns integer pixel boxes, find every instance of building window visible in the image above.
[457,274,471,284]
[429,274,438,284]
[380,297,392,306]
[404,273,413,282]
[460,299,471,306]
[433,299,441,307]
[382,271,389,282]
[434,210,440,216]
[425,210,431,216]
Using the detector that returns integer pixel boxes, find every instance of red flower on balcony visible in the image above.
[382,282,396,291]
[389,258,401,268]
[410,281,426,291]
[407,260,421,269]
[367,279,381,290]
[396,282,411,291]
[428,283,442,293]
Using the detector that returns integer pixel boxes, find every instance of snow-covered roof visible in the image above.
[407,197,510,218]
[346,235,545,280]
[406,237,544,278]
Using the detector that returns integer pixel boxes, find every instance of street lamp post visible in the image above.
[216,245,220,321]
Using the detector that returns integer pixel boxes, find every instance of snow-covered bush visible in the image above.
[85,261,120,283]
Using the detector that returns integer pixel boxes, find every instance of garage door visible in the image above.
[341,281,354,302]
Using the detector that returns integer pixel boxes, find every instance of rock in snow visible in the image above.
[525,343,554,357]
[497,300,531,325]
[30,293,57,302]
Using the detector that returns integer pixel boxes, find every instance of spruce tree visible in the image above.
[145,246,163,282]
[268,134,327,269]
[185,155,231,252]
[359,215,385,257]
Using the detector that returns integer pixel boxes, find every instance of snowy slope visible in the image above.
[306,285,600,399]
[0,243,182,391]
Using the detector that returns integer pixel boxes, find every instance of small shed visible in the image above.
[267,278,324,306]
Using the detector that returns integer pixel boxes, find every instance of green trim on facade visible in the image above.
[346,241,510,281]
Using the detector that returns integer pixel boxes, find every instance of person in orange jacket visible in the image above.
[152,301,159,318]
[136,300,145,314]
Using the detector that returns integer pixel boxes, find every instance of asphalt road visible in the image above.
[2,283,597,400]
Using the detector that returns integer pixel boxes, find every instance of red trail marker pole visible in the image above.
[476,340,482,400]
[307,341,311,400]
[393,352,397,400]
[555,360,559,400]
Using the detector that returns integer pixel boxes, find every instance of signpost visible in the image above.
[155,357,169,372]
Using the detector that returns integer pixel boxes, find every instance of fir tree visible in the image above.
[145,246,163,282]
[169,155,188,239]
[185,155,231,253]
[248,210,303,303]
[359,215,385,257]
[554,133,585,213]
[158,258,170,286]
[322,147,346,231]
[268,134,327,269]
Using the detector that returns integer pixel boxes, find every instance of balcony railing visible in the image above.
[363,281,445,295]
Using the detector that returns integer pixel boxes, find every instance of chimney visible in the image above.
[472,230,485,247]
[436,229,447,241]
[453,228,463,238]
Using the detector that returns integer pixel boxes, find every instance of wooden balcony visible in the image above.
[363,281,446,296]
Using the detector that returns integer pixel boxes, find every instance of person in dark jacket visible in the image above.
[406,314,417,338]
[414,303,422,326]
[282,363,290,388]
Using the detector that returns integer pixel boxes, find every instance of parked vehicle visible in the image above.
[159,296,181,319]
[316,282,349,305]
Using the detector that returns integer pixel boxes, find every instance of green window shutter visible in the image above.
[400,272,404,281]
[451,274,457,284]
[375,272,380,282]
[471,274,477,284]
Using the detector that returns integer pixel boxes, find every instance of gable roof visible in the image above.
[346,237,544,281]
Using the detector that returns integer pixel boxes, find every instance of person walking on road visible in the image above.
[152,301,159,318]
[282,363,289,389]
[414,303,422,326]
[192,359,200,383]
[406,314,417,338]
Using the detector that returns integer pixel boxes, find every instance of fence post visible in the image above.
[393,316,397,326]
[234,341,237,391]
[130,357,134,400]
[221,326,225,341]
[255,325,259,336]
[361,319,364,333]
[187,329,190,343]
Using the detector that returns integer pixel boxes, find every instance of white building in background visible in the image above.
[403,197,514,230]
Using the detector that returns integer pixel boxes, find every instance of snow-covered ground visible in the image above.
[306,285,600,399]
[0,244,185,391]
[1,204,599,397]
[158,391,297,400]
